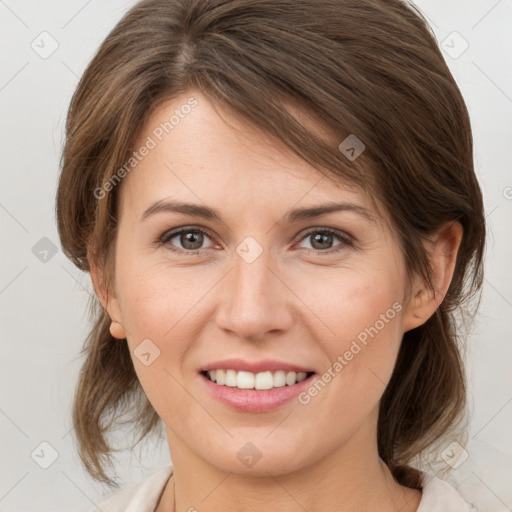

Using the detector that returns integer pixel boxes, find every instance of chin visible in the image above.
[196,436,312,477]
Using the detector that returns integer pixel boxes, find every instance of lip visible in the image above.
[199,369,316,413]
[201,358,315,374]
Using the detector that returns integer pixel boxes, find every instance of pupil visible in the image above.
[183,231,202,249]
[312,233,331,250]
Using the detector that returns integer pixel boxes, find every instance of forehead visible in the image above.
[120,90,388,230]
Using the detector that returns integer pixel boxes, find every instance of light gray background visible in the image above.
[1,1,511,510]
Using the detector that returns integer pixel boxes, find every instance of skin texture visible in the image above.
[91,88,463,512]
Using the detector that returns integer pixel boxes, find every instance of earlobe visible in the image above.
[402,221,463,333]
[109,321,127,339]
[88,246,126,338]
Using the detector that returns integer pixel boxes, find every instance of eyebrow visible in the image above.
[140,198,376,224]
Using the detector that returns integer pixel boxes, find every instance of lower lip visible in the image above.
[200,372,316,412]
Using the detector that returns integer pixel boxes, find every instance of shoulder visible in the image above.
[87,465,173,512]
[418,472,478,512]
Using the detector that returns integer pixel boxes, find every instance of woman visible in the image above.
[56,0,485,510]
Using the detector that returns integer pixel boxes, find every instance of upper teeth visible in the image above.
[207,369,309,390]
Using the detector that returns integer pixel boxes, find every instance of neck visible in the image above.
[157,418,421,512]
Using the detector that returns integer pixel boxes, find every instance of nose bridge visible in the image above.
[216,242,293,340]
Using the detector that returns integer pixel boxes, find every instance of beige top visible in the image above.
[89,465,477,512]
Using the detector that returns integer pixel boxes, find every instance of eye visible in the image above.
[158,226,354,255]
[159,227,215,253]
[296,228,353,253]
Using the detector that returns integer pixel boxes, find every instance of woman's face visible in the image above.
[103,89,419,475]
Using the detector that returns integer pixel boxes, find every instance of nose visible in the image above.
[214,247,295,342]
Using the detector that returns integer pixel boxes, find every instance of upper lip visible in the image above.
[201,358,315,374]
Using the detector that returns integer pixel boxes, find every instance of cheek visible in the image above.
[295,264,403,348]
[116,260,223,370]
[298,267,404,408]
[115,233,207,328]
[115,266,212,421]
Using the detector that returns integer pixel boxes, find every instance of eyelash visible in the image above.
[158,226,354,255]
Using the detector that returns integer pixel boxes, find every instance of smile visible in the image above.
[199,369,317,412]
[202,369,313,390]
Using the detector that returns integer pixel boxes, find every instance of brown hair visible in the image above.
[56,0,486,489]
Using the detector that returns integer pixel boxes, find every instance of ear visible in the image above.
[88,244,127,340]
[402,221,463,332]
